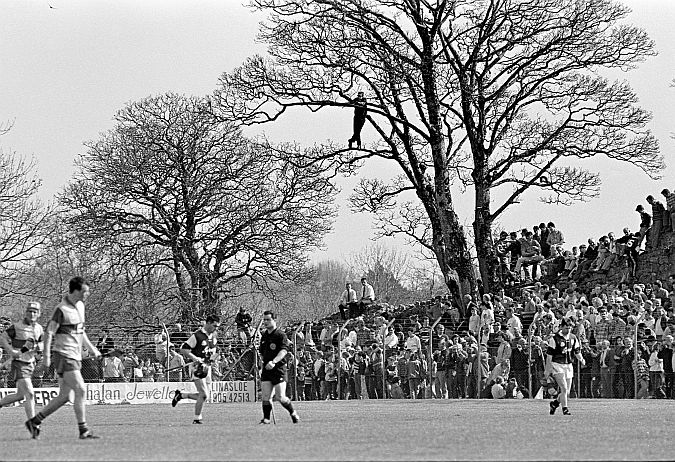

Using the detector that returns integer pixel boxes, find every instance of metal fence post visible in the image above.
[337,320,349,400]
[428,316,443,399]
[292,323,303,401]
[382,318,395,399]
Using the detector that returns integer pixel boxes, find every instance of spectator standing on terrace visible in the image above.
[617,230,640,280]
[235,307,253,345]
[102,350,125,383]
[634,353,650,399]
[434,344,448,399]
[468,307,480,337]
[359,277,376,313]
[169,324,190,354]
[510,338,529,391]
[657,336,674,398]
[661,189,675,232]
[96,329,115,359]
[647,195,666,248]
[319,321,338,351]
[539,223,551,258]
[386,355,404,399]
[635,204,652,250]
[546,318,585,416]
[397,351,409,398]
[505,308,522,338]
[619,337,635,399]
[496,334,512,365]
[171,314,221,424]
[355,319,373,349]
[405,328,422,354]
[27,277,102,440]
[648,343,663,397]
[338,283,359,320]
[505,231,522,276]
[352,352,368,399]
[654,280,669,306]
[153,331,168,365]
[468,345,489,399]
[495,231,513,283]
[0,302,43,420]
[407,351,424,399]
[168,345,185,382]
[546,222,565,250]
[123,350,140,382]
[530,336,546,396]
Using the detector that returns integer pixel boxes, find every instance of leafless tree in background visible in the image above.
[217,0,662,299]
[60,93,337,322]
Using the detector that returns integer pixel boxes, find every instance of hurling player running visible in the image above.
[545,317,585,416]
[0,302,44,420]
[172,314,220,424]
[259,310,299,424]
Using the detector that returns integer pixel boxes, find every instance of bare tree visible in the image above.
[0,126,54,290]
[59,93,337,322]
[215,0,662,298]
[347,243,413,304]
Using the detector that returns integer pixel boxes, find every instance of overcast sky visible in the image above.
[1,0,674,266]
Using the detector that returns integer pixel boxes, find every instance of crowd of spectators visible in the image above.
[2,190,675,402]
[494,191,675,285]
[276,274,675,401]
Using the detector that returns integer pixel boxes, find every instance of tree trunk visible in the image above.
[431,207,476,314]
[473,183,498,293]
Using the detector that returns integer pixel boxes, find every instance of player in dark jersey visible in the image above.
[544,317,585,415]
[259,310,299,424]
[171,314,220,424]
[0,302,44,420]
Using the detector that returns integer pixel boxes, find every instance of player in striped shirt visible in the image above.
[0,302,44,420]
[25,277,102,439]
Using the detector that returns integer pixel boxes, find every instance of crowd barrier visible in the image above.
[0,380,255,407]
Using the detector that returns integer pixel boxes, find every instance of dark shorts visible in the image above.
[261,368,285,386]
[53,351,82,377]
[11,360,35,381]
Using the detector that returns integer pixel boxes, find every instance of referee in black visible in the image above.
[259,310,299,424]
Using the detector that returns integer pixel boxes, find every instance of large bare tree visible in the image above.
[215,0,663,297]
[60,93,337,322]
[0,122,54,299]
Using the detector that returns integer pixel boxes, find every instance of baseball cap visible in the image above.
[26,301,41,311]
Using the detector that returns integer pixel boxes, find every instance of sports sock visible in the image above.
[32,411,47,425]
[195,414,203,421]
[280,399,295,415]
[552,399,559,407]
[78,422,89,434]
[262,401,272,420]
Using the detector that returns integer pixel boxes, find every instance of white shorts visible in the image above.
[551,362,574,381]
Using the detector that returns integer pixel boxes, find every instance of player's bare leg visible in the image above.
[550,372,571,415]
[172,377,209,423]
[0,378,36,419]
[29,370,98,439]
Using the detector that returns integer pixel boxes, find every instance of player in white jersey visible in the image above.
[0,302,44,420]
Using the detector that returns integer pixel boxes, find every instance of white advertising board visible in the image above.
[0,380,255,406]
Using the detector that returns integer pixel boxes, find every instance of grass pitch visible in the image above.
[0,399,672,460]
